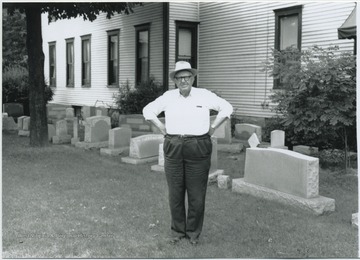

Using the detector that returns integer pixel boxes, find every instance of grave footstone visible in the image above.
[100,127,132,156]
[17,116,27,130]
[232,148,335,215]
[121,134,164,164]
[218,175,231,189]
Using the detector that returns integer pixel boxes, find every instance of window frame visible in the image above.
[48,41,56,88]
[81,34,91,88]
[175,20,199,86]
[135,23,150,85]
[107,29,120,88]
[66,38,75,88]
[273,5,303,89]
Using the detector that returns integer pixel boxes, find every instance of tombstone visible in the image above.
[48,124,56,141]
[53,119,71,144]
[352,213,358,228]
[218,175,231,189]
[65,107,75,119]
[293,145,319,156]
[248,132,260,148]
[121,134,164,165]
[232,148,335,215]
[18,116,31,137]
[2,116,18,133]
[270,130,287,149]
[100,127,132,156]
[151,143,164,172]
[96,107,108,116]
[3,113,8,118]
[17,116,27,130]
[75,116,111,149]
[210,116,232,144]
[71,118,80,145]
[235,123,262,142]
[81,106,96,120]
[118,114,153,136]
[3,103,24,118]
[208,136,224,184]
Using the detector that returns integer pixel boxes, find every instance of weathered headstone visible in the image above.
[65,107,75,118]
[17,116,27,130]
[100,127,132,156]
[151,143,165,172]
[3,103,24,118]
[270,130,287,149]
[235,123,262,142]
[3,113,8,118]
[53,119,71,144]
[81,106,96,120]
[71,118,80,145]
[96,107,108,116]
[3,116,18,133]
[75,116,111,149]
[121,134,164,164]
[48,124,56,141]
[218,175,231,189]
[118,114,153,136]
[210,116,232,144]
[232,148,335,215]
[18,116,30,137]
[208,136,224,184]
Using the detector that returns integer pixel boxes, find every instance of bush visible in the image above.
[3,66,54,115]
[114,77,164,114]
[263,45,356,156]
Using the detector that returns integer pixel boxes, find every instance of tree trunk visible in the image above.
[25,6,49,146]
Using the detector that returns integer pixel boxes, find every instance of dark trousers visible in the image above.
[163,134,212,239]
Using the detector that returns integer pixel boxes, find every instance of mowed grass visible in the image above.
[2,133,358,258]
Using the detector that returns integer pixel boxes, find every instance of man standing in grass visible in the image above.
[143,61,233,245]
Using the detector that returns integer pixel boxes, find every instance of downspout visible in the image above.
[163,2,169,91]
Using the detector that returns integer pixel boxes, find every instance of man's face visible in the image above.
[174,70,194,97]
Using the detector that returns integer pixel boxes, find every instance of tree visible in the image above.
[263,45,356,171]
[4,3,141,147]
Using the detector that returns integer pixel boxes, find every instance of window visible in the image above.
[107,30,119,87]
[49,42,56,87]
[66,38,74,87]
[81,34,91,87]
[135,23,150,84]
[274,6,302,89]
[176,21,199,85]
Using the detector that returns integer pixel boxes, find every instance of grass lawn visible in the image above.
[2,133,358,258]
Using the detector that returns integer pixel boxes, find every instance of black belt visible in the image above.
[165,133,209,139]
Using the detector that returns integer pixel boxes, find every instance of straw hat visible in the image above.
[169,61,197,80]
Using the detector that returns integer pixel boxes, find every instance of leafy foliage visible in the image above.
[2,9,27,69]
[114,77,164,114]
[263,45,356,151]
[2,66,54,115]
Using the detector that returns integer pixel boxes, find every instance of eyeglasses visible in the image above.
[174,76,192,82]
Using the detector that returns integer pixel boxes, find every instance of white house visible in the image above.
[42,2,356,125]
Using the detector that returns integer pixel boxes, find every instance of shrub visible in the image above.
[3,66,54,115]
[114,77,164,114]
[263,45,356,169]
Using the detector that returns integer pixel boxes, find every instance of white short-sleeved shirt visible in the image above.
[143,87,233,135]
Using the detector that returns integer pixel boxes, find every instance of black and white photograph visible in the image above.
[2,1,358,258]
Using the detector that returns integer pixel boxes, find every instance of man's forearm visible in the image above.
[147,118,166,135]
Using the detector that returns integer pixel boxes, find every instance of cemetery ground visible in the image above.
[2,132,358,258]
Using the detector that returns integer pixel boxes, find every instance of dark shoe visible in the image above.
[189,237,199,245]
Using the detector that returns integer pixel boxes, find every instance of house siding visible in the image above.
[168,2,200,89]
[42,3,164,107]
[198,2,355,119]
